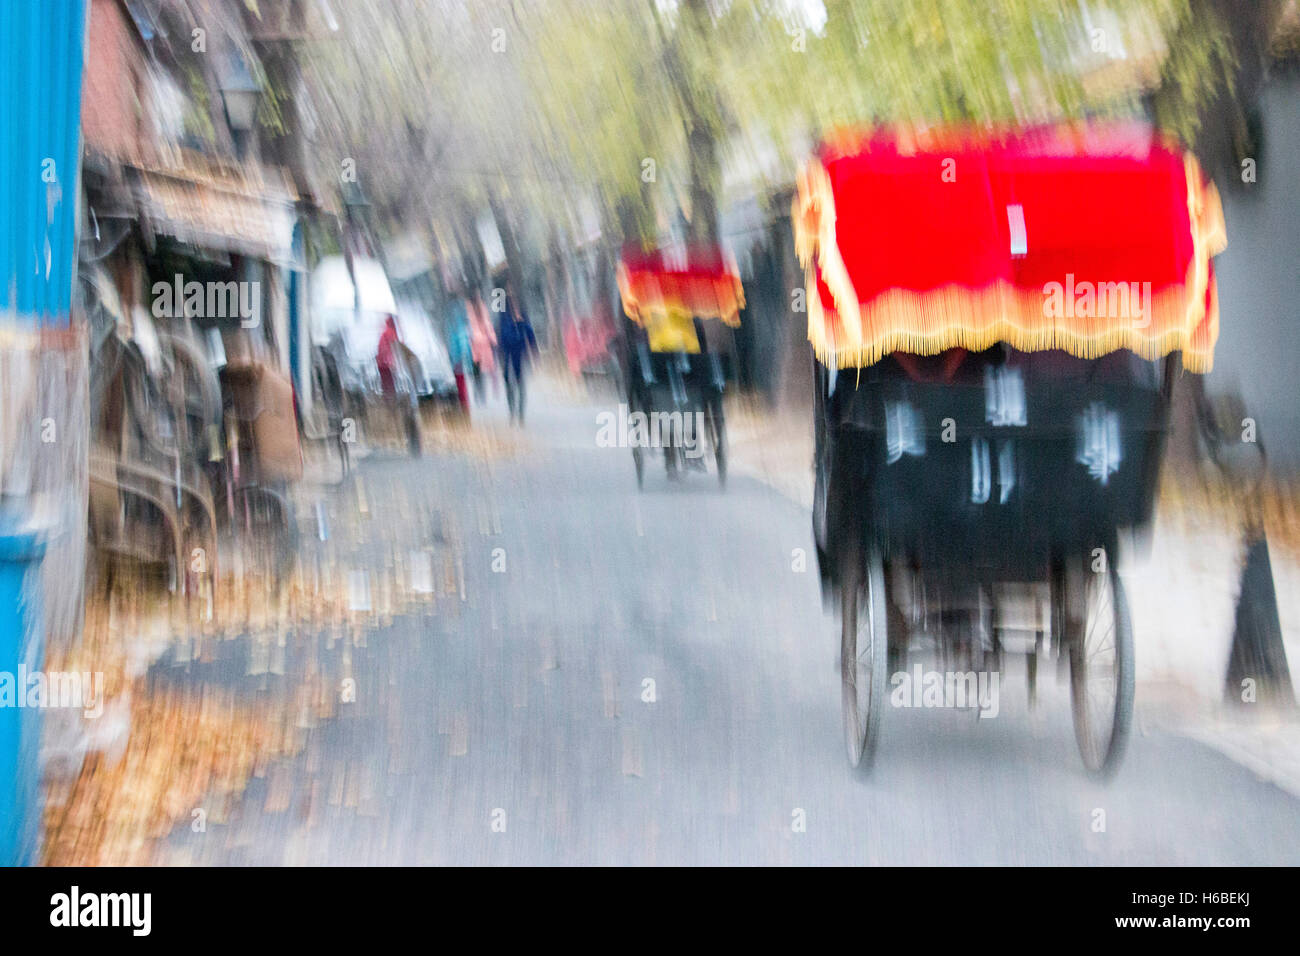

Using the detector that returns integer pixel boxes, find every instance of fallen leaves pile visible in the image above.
[1158,471,1300,561]
[42,684,299,866]
[40,564,294,865]
[42,463,461,864]
[1259,480,1300,559]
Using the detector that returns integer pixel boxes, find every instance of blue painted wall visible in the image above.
[0,0,88,866]
[0,0,87,326]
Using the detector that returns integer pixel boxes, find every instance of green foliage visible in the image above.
[254,62,287,135]
[184,66,216,147]
[1151,0,1238,144]
[303,0,1236,246]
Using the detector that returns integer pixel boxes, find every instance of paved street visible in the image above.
[155,380,1300,865]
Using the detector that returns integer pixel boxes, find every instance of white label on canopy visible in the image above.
[409,550,434,594]
[1007,204,1028,258]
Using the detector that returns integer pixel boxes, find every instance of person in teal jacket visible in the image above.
[446,297,473,412]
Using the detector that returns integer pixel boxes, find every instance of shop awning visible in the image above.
[132,161,298,264]
[793,123,1227,372]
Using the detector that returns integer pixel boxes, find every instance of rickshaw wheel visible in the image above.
[663,413,680,478]
[628,389,646,489]
[707,399,726,487]
[1066,563,1134,777]
[841,547,889,770]
[403,392,421,457]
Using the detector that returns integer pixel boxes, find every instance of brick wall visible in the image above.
[80,0,146,163]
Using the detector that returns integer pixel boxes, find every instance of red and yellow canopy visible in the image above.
[793,123,1227,372]
[617,245,745,328]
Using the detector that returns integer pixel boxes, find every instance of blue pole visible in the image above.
[0,0,87,865]
[0,528,48,865]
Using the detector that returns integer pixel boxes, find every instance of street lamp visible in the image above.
[217,46,260,155]
[220,84,258,133]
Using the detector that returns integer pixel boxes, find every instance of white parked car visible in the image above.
[394,297,457,402]
[310,256,456,401]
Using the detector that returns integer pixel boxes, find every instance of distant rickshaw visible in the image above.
[795,123,1227,774]
[617,245,743,488]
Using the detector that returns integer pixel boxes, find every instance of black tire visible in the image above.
[812,359,854,593]
[405,402,421,457]
[812,356,829,552]
[629,389,646,490]
[1027,633,1041,708]
[1067,562,1134,777]
[312,352,351,479]
[813,418,831,589]
[841,546,889,770]
[707,399,726,487]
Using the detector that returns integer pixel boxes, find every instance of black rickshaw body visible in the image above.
[626,318,725,416]
[815,345,1173,588]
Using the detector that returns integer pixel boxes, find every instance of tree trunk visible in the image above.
[544,224,568,348]
[614,194,644,249]
[770,192,813,415]
[686,121,721,245]
[456,202,488,297]
[1150,0,1285,174]
[488,192,539,340]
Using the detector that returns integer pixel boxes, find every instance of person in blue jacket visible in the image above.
[496,281,537,424]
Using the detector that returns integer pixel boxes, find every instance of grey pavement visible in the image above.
[156,377,1300,865]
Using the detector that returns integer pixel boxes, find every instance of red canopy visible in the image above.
[793,123,1227,372]
[617,244,744,328]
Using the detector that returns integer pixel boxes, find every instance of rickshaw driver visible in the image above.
[641,308,710,469]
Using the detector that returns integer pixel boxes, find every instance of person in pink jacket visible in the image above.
[467,296,497,403]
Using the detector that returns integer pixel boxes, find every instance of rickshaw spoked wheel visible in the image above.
[664,429,680,478]
[706,397,726,487]
[1061,558,1134,777]
[628,389,646,490]
[841,546,889,770]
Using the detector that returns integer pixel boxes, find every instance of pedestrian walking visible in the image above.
[446,296,473,414]
[376,314,400,398]
[468,294,497,403]
[496,282,537,424]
